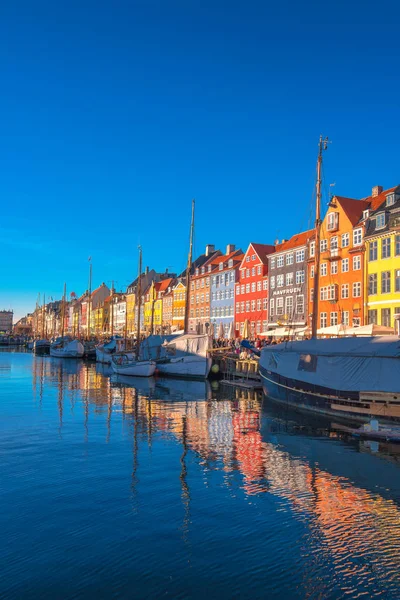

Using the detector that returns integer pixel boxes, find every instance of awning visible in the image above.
[344,324,395,336]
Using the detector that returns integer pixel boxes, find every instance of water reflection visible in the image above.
[9,355,400,597]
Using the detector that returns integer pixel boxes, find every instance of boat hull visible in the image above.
[260,366,400,424]
[33,341,50,355]
[156,356,212,379]
[95,347,113,364]
[50,341,84,358]
[111,359,156,377]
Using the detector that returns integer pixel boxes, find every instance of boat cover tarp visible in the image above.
[162,334,210,358]
[140,334,178,360]
[260,336,400,393]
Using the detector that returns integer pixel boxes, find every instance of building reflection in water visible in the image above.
[36,358,400,595]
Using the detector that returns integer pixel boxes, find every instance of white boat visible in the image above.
[33,339,50,354]
[50,338,84,358]
[156,334,212,379]
[111,354,156,377]
[96,337,125,364]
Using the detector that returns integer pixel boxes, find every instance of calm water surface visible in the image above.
[1,351,400,599]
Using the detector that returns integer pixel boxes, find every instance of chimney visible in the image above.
[145,266,149,275]
[205,244,215,256]
[165,268,168,274]
[372,185,383,197]
[226,244,235,255]
[274,238,279,245]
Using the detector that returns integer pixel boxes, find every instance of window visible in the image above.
[251,282,256,292]
[218,263,223,271]
[369,240,378,261]
[277,274,284,287]
[382,308,391,327]
[285,296,293,316]
[330,312,338,326]
[321,285,337,301]
[368,309,378,325]
[228,259,233,268]
[327,212,338,230]
[257,265,262,275]
[236,285,240,295]
[296,249,305,263]
[263,280,268,290]
[396,235,400,256]
[342,311,349,326]
[252,254,256,261]
[296,295,304,314]
[277,256,284,268]
[257,281,262,291]
[396,270,400,293]
[341,233,349,247]
[246,269,250,277]
[310,265,315,278]
[386,194,395,206]
[353,255,361,270]
[296,271,305,284]
[286,272,294,286]
[257,299,261,311]
[363,209,370,220]
[256,321,261,333]
[320,239,328,252]
[246,256,250,262]
[368,273,377,295]
[376,213,385,229]
[270,276,275,289]
[251,267,255,276]
[330,236,338,250]
[263,298,268,310]
[353,282,361,298]
[353,228,363,246]
[206,277,210,287]
[321,263,327,276]
[251,300,255,311]
[245,284,250,293]
[382,237,391,259]
[331,262,338,275]
[309,241,315,257]
[270,258,275,269]
[246,301,250,312]
[241,285,245,294]
[286,252,294,265]
[241,302,244,313]
[236,303,240,313]
[276,298,284,315]
[270,299,275,317]
[342,258,349,273]
[320,312,327,328]
[382,271,391,294]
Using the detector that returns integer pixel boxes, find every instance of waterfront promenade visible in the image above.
[1,349,400,599]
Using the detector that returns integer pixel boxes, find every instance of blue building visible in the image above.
[210,246,243,338]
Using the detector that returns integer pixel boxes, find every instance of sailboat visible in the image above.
[154,199,212,379]
[111,246,156,377]
[33,293,50,355]
[50,284,84,358]
[258,136,400,423]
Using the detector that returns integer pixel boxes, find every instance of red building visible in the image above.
[235,243,275,338]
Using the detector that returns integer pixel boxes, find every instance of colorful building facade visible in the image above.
[209,246,243,338]
[235,243,275,338]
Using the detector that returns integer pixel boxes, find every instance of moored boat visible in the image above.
[33,339,50,355]
[156,334,212,379]
[111,353,156,377]
[96,336,124,364]
[50,337,85,358]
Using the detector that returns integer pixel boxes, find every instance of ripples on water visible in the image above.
[1,351,400,599]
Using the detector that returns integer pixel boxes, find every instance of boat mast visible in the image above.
[311,135,329,338]
[135,246,143,360]
[87,257,92,340]
[110,281,114,337]
[184,199,195,334]
[61,283,66,338]
[42,293,45,339]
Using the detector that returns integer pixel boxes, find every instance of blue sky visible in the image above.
[1,0,399,320]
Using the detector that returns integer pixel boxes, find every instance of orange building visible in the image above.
[172,280,186,332]
[308,195,370,329]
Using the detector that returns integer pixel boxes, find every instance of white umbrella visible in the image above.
[227,321,235,340]
[218,322,225,338]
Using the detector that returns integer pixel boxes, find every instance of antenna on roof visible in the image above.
[329,182,336,201]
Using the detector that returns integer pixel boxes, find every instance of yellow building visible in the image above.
[365,186,400,329]
[172,280,186,331]
[126,291,136,335]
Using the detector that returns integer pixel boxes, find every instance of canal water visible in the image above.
[1,351,400,599]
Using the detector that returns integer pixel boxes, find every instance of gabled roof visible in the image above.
[155,278,174,293]
[331,196,369,227]
[273,229,314,254]
[208,249,243,271]
[240,243,275,268]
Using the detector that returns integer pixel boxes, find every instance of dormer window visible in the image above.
[208,265,212,273]
[228,259,233,268]
[201,267,205,274]
[219,262,223,270]
[386,194,395,207]
[363,210,370,220]
[376,213,386,229]
[195,268,199,276]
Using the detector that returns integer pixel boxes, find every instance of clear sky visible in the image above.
[1,0,399,321]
